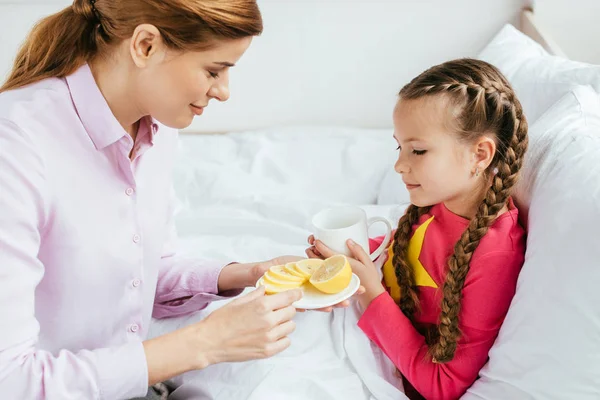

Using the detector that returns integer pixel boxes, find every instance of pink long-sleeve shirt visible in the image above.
[0,64,236,399]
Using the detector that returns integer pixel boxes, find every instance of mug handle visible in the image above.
[367,217,393,261]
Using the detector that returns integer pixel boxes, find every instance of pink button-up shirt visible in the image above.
[0,65,235,399]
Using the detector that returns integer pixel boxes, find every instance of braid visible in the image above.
[397,58,529,363]
[431,89,528,364]
[392,205,431,320]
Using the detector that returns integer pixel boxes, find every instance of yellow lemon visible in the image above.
[293,258,325,279]
[284,262,308,279]
[268,265,306,283]
[263,271,304,288]
[309,255,352,294]
[258,279,298,295]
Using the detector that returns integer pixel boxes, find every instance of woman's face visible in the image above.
[129,26,252,129]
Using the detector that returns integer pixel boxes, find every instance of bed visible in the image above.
[148,1,600,399]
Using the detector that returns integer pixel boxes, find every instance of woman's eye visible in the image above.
[412,149,427,155]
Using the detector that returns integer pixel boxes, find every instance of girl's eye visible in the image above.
[412,150,427,155]
[208,71,220,78]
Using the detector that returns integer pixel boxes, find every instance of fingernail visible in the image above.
[348,239,356,245]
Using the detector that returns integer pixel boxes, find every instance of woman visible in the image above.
[0,1,344,398]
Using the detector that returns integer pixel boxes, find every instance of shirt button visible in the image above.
[125,187,134,196]
[132,234,141,243]
[129,324,139,333]
[132,279,141,288]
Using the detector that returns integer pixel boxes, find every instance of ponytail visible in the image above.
[1,0,263,93]
[1,1,102,92]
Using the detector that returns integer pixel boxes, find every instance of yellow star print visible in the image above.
[382,216,438,303]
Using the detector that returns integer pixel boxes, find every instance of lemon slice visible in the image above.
[258,279,297,295]
[263,271,304,288]
[284,262,307,279]
[268,265,306,283]
[309,255,352,294]
[294,259,324,279]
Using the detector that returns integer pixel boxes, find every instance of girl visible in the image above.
[309,58,528,400]
[0,1,310,399]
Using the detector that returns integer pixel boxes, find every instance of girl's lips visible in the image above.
[190,104,204,115]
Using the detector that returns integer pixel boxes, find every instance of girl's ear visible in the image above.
[471,135,496,174]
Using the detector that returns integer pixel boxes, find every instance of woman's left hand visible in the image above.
[309,237,386,309]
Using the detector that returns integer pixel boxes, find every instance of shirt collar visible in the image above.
[66,64,160,150]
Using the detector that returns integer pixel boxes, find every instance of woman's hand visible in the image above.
[188,286,302,368]
[308,236,384,309]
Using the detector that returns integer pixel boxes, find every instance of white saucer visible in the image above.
[256,273,361,310]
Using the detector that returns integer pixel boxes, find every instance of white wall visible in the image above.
[1,0,598,82]
[0,0,527,132]
[535,0,600,65]
[0,0,597,102]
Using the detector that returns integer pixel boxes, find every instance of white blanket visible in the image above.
[148,204,407,400]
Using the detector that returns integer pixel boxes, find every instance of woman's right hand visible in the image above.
[188,286,302,368]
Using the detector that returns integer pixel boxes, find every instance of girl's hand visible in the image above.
[310,237,385,309]
[306,235,324,259]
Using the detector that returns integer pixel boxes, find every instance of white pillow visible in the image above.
[173,126,396,211]
[478,24,600,124]
[463,85,600,399]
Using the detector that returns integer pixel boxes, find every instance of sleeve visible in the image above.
[369,235,388,254]
[152,187,243,319]
[369,229,396,254]
[357,250,524,400]
[0,119,148,400]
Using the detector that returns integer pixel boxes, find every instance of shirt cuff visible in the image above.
[95,341,148,400]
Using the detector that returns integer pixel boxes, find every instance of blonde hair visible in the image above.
[1,0,262,92]
[392,58,528,363]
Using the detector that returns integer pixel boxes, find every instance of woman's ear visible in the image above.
[129,24,165,68]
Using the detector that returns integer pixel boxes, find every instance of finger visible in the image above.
[332,300,350,309]
[233,285,266,305]
[346,239,373,265]
[267,319,296,342]
[315,306,333,312]
[262,336,292,358]
[306,248,323,259]
[355,286,366,296]
[263,288,302,311]
[314,240,337,258]
[271,304,297,325]
[308,235,315,245]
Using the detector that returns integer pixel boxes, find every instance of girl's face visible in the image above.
[393,96,495,218]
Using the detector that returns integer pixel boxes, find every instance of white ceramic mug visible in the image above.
[311,206,392,260]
